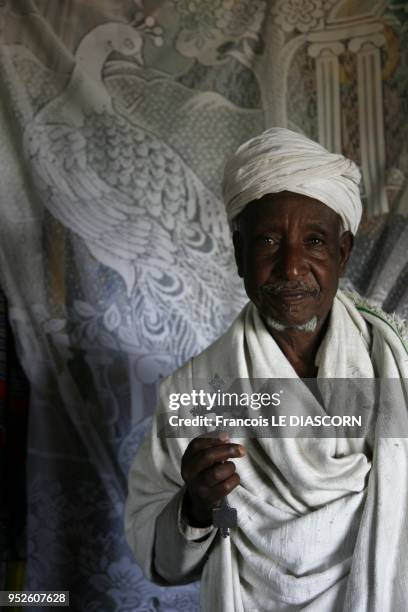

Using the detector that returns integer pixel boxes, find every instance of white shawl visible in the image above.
[126,290,408,611]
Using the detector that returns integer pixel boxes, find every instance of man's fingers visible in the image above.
[199,473,241,506]
[183,432,230,461]
[200,460,236,487]
[182,443,245,482]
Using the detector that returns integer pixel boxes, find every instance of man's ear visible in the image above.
[339,231,354,276]
[232,230,244,278]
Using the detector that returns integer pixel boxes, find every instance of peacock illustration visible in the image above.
[22,20,242,349]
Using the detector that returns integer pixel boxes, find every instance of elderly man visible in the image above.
[125,128,408,611]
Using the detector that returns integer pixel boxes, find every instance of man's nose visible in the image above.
[276,243,308,279]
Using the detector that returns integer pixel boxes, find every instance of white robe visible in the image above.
[125,290,408,611]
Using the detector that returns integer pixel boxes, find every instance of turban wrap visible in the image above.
[223,127,362,235]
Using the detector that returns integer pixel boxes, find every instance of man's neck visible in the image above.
[263,314,330,378]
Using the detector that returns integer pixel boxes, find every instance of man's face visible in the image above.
[233,192,353,330]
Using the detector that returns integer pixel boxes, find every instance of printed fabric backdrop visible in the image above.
[0,0,407,610]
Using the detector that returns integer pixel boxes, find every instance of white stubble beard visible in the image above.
[264,315,318,333]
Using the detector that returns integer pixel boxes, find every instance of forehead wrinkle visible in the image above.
[302,221,335,233]
[248,215,338,235]
[237,196,344,240]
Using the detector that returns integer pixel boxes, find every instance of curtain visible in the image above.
[0,1,407,610]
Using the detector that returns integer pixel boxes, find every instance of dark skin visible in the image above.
[181,431,245,526]
[182,192,353,526]
[234,192,354,377]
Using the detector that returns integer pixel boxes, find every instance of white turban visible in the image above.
[223,127,362,235]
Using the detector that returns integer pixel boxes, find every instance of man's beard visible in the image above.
[257,281,320,333]
[263,314,318,333]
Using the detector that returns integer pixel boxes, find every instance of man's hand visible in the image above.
[181,432,246,527]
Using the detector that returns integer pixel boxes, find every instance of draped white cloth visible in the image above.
[223,128,363,235]
[126,290,408,611]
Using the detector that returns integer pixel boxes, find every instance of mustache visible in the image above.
[258,281,320,298]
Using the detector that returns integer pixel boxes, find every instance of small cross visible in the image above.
[212,497,237,538]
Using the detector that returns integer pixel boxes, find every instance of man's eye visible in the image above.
[308,237,324,247]
[261,237,278,245]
